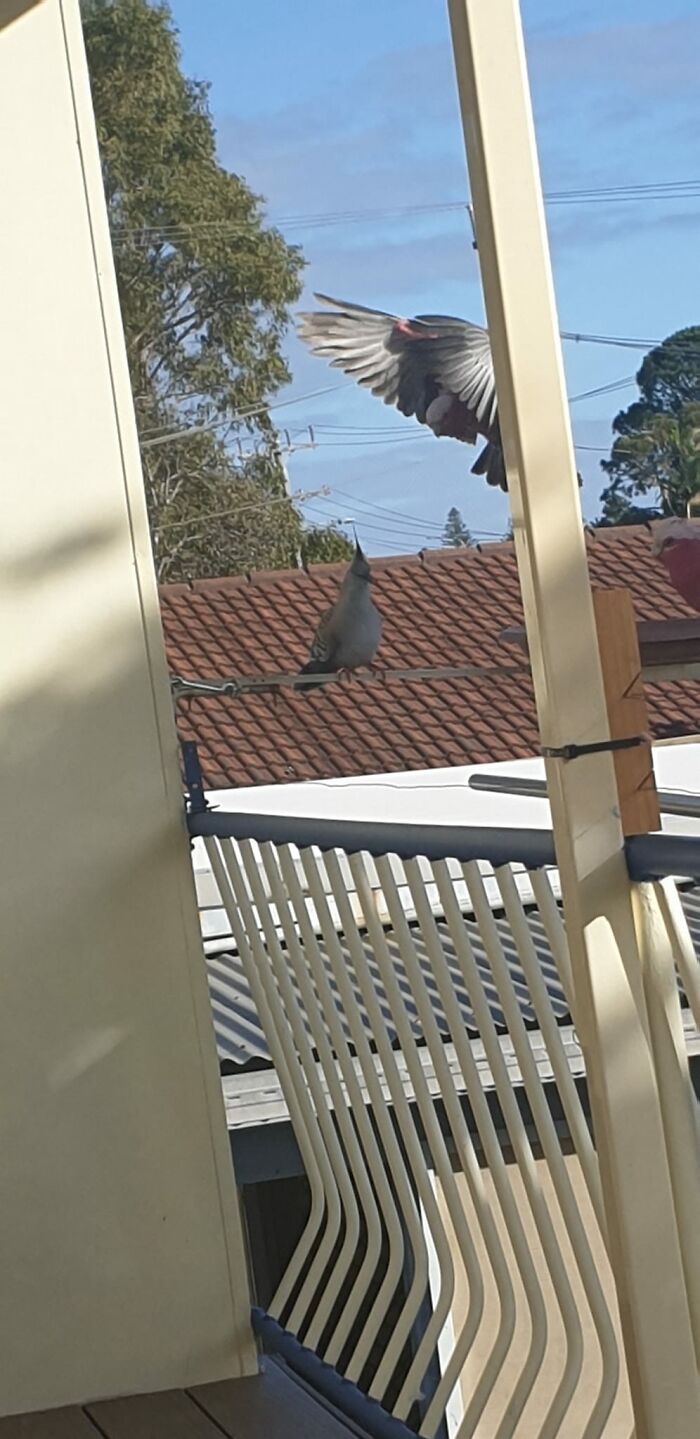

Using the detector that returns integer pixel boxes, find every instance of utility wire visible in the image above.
[135,341,697,449]
[139,381,351,447]
[153,485,330,533]
[111,177,700,244]
[303,490,501,542]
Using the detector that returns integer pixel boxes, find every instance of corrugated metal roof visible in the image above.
[206,887,700,1073]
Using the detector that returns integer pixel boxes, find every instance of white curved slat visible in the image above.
[506,869,605,1233]
[462,861,586,1439]
[297,848,416,1388]
[435,861,554,1435]
[388,856,518,1437]
[343,852,459,1423]
[236,840,361,1345]
[256,841,383,1359]
[206,832,637,1438]
[476,863,623,1436]
[528,867,576,1022]
[494,866,621,1436]
[640,881,700,1371]
[367,855,488,1434]
[270,843,399,1370]
[204,837,329,1318]
[655,878,700,1032]
[221,835,345,1329]
[317,848,434,1401]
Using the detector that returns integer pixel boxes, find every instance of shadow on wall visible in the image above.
[0,2,45,37]
[0,512,242,1410]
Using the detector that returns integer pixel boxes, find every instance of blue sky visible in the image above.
[167,0,699,552]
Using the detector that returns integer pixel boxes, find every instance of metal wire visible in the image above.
[171,660,532,702]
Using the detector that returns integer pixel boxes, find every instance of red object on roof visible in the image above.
[160,525,700,790]
[661,538,700,614]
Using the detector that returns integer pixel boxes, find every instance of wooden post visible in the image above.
[592,589,660,836]
[447,2,699,1433]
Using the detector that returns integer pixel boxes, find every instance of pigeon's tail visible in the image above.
[472,440,507,491]
[298,658,335,676]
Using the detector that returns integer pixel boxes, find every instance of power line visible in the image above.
[569,375,637,402]
[153,485,330,533]
[139,381,351,448]
[561,330,661,350]
[322,487,505,541]
[573,444,657,457]
[330,489,447,533]
[300,500,433,544]
[134,351,695,452]
[302,375,636,444]
[298,499,504,551]
[304,434,433,449]
[111,177,700,245]
[307,422,422,436]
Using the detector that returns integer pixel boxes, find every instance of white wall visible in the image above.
[0,0,256,1415]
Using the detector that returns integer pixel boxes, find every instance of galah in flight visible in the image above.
[297,293,505,489]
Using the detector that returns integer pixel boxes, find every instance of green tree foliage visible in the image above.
[441,506,473,547]
[82,0,350,579]
[301,524,355,566]
[598,327,700,525]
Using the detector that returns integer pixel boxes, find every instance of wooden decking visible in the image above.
[0,1359,370,1439]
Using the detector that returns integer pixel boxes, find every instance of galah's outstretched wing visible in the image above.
[297,293,503,486]
[297,293,498,428]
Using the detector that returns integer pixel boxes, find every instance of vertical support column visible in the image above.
[447,1,699,1432]
[0,0,256,1414]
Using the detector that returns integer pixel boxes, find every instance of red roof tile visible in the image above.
[160,527,700,789]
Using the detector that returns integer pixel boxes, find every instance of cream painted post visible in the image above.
[633,883,700,1366]
[0,0,256,1415]
[447,1,699,1432]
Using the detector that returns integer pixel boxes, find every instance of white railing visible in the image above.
[189,812,688,1439]
[192,839,560,944]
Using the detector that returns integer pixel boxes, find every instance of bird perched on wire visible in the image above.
[299,540,382,682]
[649,516,700,612]
[297,292,505,488]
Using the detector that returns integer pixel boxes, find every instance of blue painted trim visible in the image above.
[251,1307,420,1439]
[625,833,700,882]
[188,809,557,869]
[181,740,208,814]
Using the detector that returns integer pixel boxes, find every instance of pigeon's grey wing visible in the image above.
[297,294,447,423]
[297,294,497,433]
[308,604,338,665]
[415,314,497,431]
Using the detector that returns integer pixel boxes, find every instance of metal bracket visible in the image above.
[171,673,241,700]
[541,735,647,762]
[181,739,208,816]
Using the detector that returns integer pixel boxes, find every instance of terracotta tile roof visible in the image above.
[160,526,700,789]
